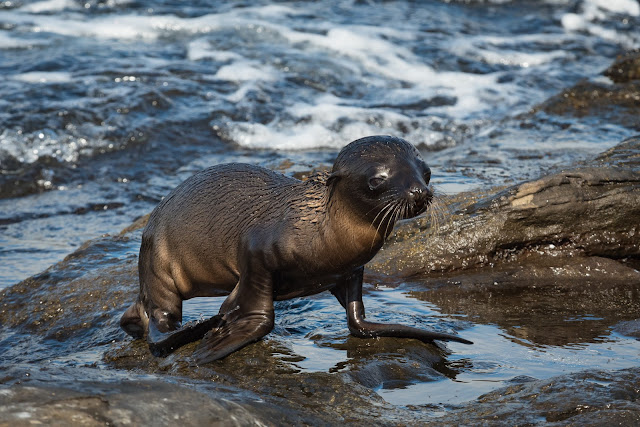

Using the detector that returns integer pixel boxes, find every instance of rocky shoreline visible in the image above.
[1,54,640,425]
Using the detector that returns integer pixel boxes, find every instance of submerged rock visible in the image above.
[435,367,640,426]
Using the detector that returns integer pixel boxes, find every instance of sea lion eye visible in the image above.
[368,172,388,190]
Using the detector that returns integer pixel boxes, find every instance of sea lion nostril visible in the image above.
[408,186,428,201]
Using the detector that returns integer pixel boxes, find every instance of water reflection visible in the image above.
[183,280,640,406]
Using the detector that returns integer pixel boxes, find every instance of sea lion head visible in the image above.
[328,135,432,228]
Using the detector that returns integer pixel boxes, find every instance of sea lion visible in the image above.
[120,135,472,364]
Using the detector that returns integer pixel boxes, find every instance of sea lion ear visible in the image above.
[326,171,342,187]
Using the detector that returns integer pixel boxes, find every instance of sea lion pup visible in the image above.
[120,135,472,363]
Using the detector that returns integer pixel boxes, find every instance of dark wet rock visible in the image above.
[0,230,430,424]
[434,368,640,426]
[0,153,75,199]
[0,365,294,426]
[613,320,640,340]
[396,255,640,347]
[532,50,640,130]
[535,80,640,130]
[368,137,640,349]
[594,136,640,168]
[604,50,640,83]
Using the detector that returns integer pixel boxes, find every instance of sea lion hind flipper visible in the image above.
[147,314,226,357]
[120,302,146,339]
[191,313,274,364]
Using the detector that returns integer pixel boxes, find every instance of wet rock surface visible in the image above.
[2,60,640,421]
[434,368,640,426]
[370,137,640,278]
[1,136,638,425]
[0,365,286,426]
[604,50,640,84]
[0,231,434,425]
[2,4,640,424]
[534,50,640,130]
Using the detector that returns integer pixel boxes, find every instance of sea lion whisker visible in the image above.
[371,200,398,249]
[383,200,403,240]
[377,203,395,246]
[364,194,397,218]
[369,198,395,229]
[426,194,451,235]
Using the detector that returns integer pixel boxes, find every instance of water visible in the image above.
[179,285,640,409]
[1,0,639,411]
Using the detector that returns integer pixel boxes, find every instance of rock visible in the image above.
[394,254,640,347]
[604,50,640,84]
[367,137,640,349]
[613,320,640,340]
[1,134,640,423]
[369,137,640,278]
[535,80,640,130]
[530,49,640,130]
[0,365,293,426]
[0,230,432,425]
[434,368,640,426]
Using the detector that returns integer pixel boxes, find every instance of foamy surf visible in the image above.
[0,0,637,159]
[561,0,640,47]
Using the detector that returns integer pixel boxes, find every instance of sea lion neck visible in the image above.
[322,181,387,257]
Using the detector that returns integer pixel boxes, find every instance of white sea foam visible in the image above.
[1,1,635,154]
[587,0,640,15]
[449,35,569,68]
[215,62,277,82]
[561,0,640,46]
[12,71,72,83]
[187,38,243,62]
[5,5,300,41]
[223,95,461,150]
[20,0,77,13]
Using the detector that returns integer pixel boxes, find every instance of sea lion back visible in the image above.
[140,163,299,296]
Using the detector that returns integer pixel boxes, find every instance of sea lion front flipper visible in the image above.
[192,254,276,364]
[334,267,473,345]
[191,312,274,364]
[147,314,226,357]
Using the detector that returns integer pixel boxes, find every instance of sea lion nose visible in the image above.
[408,185,432,203]
[407,185,432,217]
